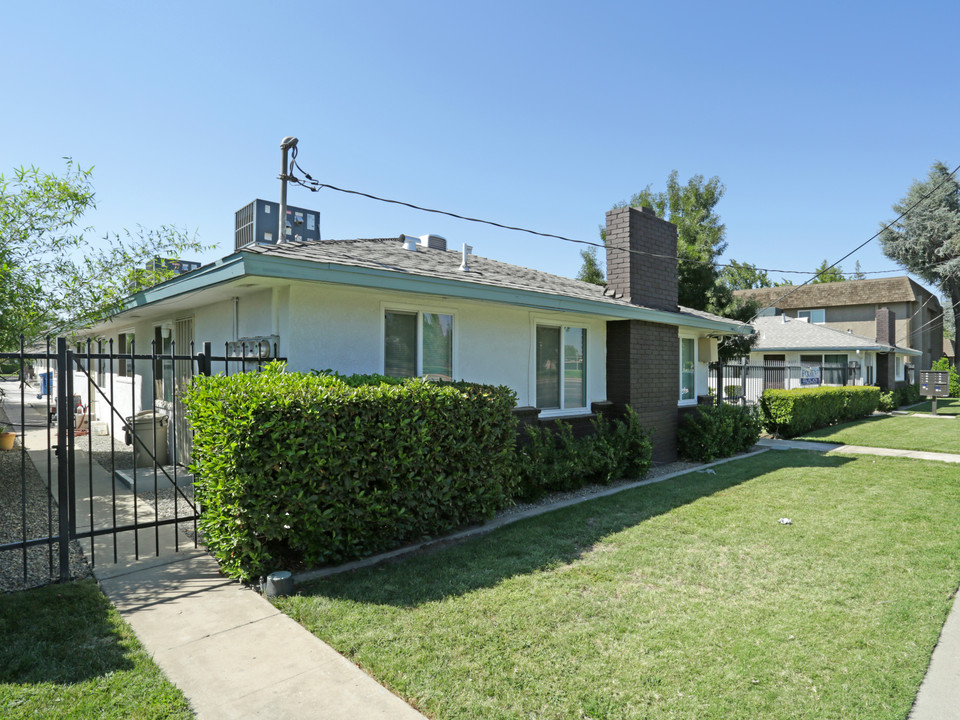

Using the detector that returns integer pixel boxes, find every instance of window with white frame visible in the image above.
[680,337,696,403]
[895,355,904,380]
[798,309,825,323]
[535,325,586,410]
[384,310,454,380]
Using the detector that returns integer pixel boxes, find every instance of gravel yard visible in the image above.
[0,436,92,592]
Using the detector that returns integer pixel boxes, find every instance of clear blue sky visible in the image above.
[3,1,957,294]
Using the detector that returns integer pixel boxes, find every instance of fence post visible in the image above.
[715,362,724,407]
[197,341,213,377]
[56,338,71,581]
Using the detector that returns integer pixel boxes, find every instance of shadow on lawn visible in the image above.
[0,580,135,684]
[300,449,855,607]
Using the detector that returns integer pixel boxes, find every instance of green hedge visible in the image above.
[184,364,519,581]
[760,386,880,437]
[677,404,762,461]
[514,409,651,500]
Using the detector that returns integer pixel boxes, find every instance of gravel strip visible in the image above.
[495,459,703,524]
[0,416,92,593]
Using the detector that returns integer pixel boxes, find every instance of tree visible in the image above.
[0,160,207,349]
[621,170,727,310]
[852,260,866,280]
[719,260,771,291]
[576,246,605,285]
[942,295,955,340]
[879,161,960,331]
[811,259,846,283]
[580,171,757,360]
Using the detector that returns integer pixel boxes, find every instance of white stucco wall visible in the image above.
[283,282,607,410]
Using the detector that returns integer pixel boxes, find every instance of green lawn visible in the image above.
[796,413,960,453]
[906,398,960,415]
[278,450,960,720]
[0,580,192,719]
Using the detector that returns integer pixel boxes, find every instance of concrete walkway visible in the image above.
[2,380,426,720]
[97,553,427,719]
[759,436,960,719]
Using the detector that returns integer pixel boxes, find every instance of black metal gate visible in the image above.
[0,337,278,590]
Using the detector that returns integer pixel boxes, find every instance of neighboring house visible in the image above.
[734,277,943,374]
[715,314,921,402]
[80,205,751,462]
[944,337,956,365]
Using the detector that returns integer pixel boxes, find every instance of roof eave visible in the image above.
[109,252,752,334]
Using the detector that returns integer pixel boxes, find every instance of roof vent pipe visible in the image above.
[459,243,473,272]
[399,234,419,252]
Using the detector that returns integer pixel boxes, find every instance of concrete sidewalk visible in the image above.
[96,553,427,720]
[759,436,960,719]
[757,437,960,464]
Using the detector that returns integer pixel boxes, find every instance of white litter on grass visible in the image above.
[697,469,716,475]
[779,518,792,525]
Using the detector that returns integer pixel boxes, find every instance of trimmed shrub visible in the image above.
[896,384,921,407]
[760,386,880,437]
[514,408,651,501]
[878,390,897,412]
[677,404,762,461]
[184,363,519,581]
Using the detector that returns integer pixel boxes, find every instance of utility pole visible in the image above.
[278,136,298,243]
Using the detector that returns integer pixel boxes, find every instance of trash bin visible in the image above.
[38,371,53,399]
[123,411,170,466]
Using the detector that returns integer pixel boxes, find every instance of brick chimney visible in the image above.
[875,307,896,390]
[604,206,678,311]
[875,307,895,346]
[604,206,681,463]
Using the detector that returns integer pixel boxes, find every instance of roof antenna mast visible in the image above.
[279,136,299,243]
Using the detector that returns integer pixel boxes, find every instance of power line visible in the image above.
[286,154,956,288]
[748,163,960,321]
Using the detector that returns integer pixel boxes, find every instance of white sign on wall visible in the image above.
[800,366,821,386]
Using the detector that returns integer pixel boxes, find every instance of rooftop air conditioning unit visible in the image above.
[235,199,321,250]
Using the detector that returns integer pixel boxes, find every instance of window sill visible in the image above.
[537,408,592,419]
[677,400,698,408]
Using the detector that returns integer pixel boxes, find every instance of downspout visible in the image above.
[232,297,240,342]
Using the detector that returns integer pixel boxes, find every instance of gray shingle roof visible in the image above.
[244,238,747,329]
[751,315,919,354]
[733,276,939,310]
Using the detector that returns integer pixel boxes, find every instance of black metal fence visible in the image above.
[708,362,861,406]
[0,336,281,590]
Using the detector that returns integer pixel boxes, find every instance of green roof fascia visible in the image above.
[120,254,248,309]
[242,254,752,334]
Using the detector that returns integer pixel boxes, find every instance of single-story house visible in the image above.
[715,313,922,403]
[733,277,943,373]
[79,204,752,462]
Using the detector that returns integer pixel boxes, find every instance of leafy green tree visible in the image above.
[576,246,605,285]
[0,161,207,349]
[621,170,727,310]
[852,260,866,280]
[879,161,960,328]
[811,259,846,283]
[584,171,756,359]
[719,260,771,291]
[942,296,955,340]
